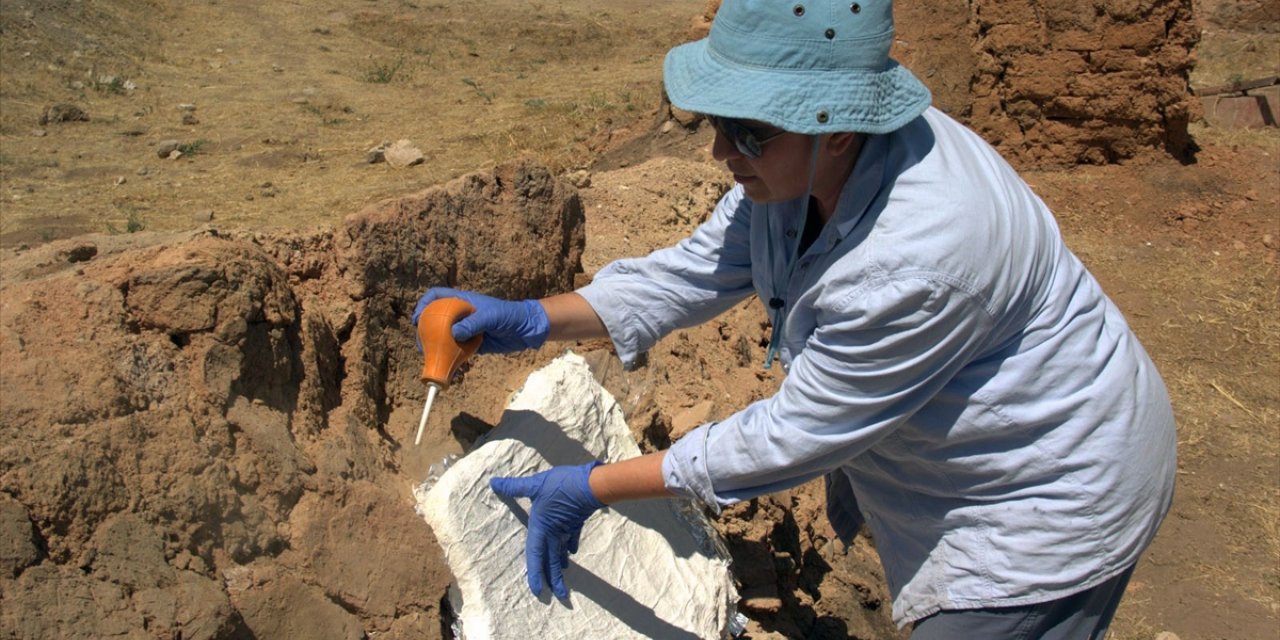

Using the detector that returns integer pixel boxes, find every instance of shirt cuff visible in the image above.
[575,279,642,367]
[661,422,724,514]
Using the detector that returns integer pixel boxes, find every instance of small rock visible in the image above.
[181,113,199,125]
[384,139,425,167]
[290,96,309,105]
[661,120,675,134]
[1154,633,1181,640]
[740,596,783,614]
[820,537,848,558]
[192,210,214,222]
[669,106,699,127]
[136,167,150,176]
[156,140,181,158]
[738,585,783,615]
[567,170,592,189]
[114,176,127,186]
[1262,234,1277,250]
[38,103,89,126]
[31,129,46,137]
[178,103,197,112]
[167,149,183,160]
[271,63,283,73]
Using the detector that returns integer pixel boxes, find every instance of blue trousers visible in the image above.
[910,564,1136,640]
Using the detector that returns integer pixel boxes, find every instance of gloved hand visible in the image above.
[490,461,605,599]
[413,287,550,354]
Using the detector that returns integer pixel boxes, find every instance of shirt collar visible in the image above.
[830,131,889,241]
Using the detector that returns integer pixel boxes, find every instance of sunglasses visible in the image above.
[707,115,785,159]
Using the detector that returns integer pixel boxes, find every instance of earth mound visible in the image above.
[0,159,585,639]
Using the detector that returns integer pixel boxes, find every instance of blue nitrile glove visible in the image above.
[490,461,606,599]
[412,287,550,354]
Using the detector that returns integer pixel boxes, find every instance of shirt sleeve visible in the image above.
[663,273,997,511]
[577,187,756,366]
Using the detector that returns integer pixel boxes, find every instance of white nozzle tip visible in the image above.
[413,384,440,446]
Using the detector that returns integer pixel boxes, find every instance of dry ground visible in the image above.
[1,1,1277,639]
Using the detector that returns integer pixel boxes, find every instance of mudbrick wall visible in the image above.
[896,0,1199,167]
[693,0,1200,167]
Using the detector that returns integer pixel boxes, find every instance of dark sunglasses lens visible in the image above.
[711,117,761,158]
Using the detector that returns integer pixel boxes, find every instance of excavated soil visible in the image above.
[1,1,1277,640]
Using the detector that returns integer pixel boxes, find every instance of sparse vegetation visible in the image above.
[363,57,405,83]
[461,77,494,104]
[177,139,209,156]
[107,210,145,235]
[90,75,130,95]
[303,105,347,126]
[127,212,145,233]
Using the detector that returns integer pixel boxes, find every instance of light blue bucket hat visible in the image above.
[664,0,931,135]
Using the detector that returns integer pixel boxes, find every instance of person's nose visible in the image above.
[710,126,741,162]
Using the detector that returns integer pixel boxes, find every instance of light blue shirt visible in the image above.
[576,108,1176,626]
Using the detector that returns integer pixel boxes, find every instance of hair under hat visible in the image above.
[664,0,931,135]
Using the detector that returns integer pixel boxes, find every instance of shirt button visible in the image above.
[785,229,797,238]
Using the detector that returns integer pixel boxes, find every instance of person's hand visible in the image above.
[490,461,605,599]
[413,287,550,354]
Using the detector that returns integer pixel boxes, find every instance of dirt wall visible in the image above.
[0,159,585,640]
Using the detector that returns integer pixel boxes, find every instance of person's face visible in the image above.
[709,117,820,203]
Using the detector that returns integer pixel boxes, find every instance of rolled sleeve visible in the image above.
[662,423,721,513]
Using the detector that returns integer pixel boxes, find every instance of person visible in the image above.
[413,0,1177,636]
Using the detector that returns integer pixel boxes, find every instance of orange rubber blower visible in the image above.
[414,298,483,446]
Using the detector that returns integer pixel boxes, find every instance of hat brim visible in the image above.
[664,39,932,136]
